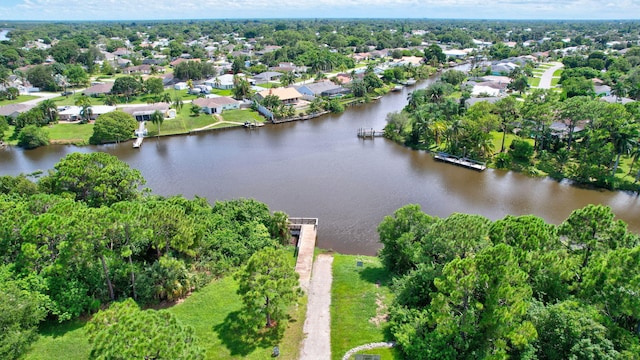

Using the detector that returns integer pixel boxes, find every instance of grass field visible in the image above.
[529,77,541,87]
[0,94,38,105]
[222,109,265,123]
[47,123,94,144]
[551,78,560,87]
[552,69,563,77]
[331,254,396,360]
[24,249,305,360]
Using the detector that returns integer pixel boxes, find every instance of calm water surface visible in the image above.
[2,76,639,255]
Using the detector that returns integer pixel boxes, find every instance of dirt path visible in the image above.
[299,254,333,360]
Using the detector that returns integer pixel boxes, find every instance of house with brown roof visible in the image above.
[255,88,303,105]
[83,82,114,97]
[169,58,201,67]
[192,96,241,114]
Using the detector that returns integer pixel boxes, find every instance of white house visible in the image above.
[204,74,251,90]
[192,97,241,114]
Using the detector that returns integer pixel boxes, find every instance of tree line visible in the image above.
[0,152,297,359]
[386,72,640,191]
[378,203,640,359]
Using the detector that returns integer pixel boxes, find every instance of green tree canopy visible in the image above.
[89,111,137,145]
[39,152,145,207]
[86,298,204,360]
[236,247,300,328]
[17,125,49,149]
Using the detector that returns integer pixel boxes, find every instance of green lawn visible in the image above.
[24,319,91,360]
[47,123,95,144]
[551,78,560,87]
[331,254,396,360]
[0,94,38,105]
[222,109,265,123]
[552,69,563,77]
[25,249,305,360]
[490,131,532,154]
[528,77,541,87]
[51,89,199,106]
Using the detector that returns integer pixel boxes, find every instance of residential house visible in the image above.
[120,103,176,121]
[112,48,131,57]
[600,96,635,105]
[594,85,611,97]
[203,73,251,90]
[252,71,283,84]
[83,82,114,97]
[192,97,241,114]
[169,58,200,67]
[296,81,349,99]
[0,103,36,120]
[255,88,303,105]
[123,64,163,75]
[465,97,501,107]
[58,105,116,121]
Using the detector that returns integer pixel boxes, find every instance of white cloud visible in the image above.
[1,0,640,20]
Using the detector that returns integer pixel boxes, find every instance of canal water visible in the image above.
[2,75,639,255]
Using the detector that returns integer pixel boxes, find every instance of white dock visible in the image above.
[434,152,487,171]
[133,121,147,148]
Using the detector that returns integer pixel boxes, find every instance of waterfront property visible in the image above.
[192,97,241,114]
[120,103,176,121]
[255,87,303,105]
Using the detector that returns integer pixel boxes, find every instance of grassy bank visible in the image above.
[331,254,397,360]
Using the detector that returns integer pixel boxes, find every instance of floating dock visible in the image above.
[133,121,147,148]
[434,152,487,171]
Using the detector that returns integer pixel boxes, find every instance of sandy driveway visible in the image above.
[299,254,333,360]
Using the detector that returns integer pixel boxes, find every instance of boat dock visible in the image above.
[133,121,147,148]
[289,217,318,292]
[434,152,487,171]
[357,128,385,139]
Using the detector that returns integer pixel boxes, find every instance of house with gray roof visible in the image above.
[253,71,283,84]
[119,103,176,121]
[296,81,349,99]
[0,103,36,119]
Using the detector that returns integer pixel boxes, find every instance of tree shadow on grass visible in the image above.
[39,318,87,338]
[358,265,393,287]
[213,310,285,356]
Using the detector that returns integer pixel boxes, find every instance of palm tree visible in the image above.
[75,95,93,123]
[610,122,639,177]
[160,92,172,104]
[172,95,184,112]
[494,96,520,153]
[104,95,119,106]
[280,72,296,87]
[150,110,164,138]
[38,99,58,124]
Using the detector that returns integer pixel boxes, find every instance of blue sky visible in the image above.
[0,0,639,21]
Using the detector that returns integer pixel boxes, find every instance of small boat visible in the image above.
[391,85,404,92]
[405,78,417,86]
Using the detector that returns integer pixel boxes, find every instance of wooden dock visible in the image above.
[357,128,385,139]
[290,217,318,292]
[434,152,487,171]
